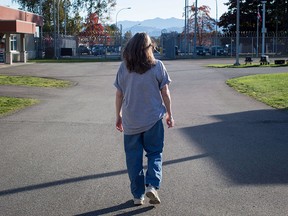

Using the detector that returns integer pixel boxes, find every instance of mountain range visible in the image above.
[118,17,185,37]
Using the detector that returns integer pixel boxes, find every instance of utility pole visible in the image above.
[256,5,259,58]
[261,1,267,57]
[39,0,43,59]
[57,0,60,58]
[215,0,218,57]
[64,0,67,36]
[234,0,240,65]
[53,0,57,59]
[184,0,187,55]
[193,0,198,57]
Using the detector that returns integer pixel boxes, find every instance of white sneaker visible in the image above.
[133,198,144,206]
[145,186,161,204]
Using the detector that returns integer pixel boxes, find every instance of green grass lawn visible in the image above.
[226,73,288,109]
[0,75,72,88]
[208,63,288,68]
[28,58,120,63]
[0,97,39,116]
[0,75,72,116]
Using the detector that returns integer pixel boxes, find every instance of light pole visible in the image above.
[215,0,218,56]
[275,15,278,55]
[53,0,57,59]
[184,0,188,55]
[256,5,260,58]
[57,0,61,58]
[193,0,198,57]
[115,7,131,51]
[129,23,141,35]
[261,1,267,57]
[39,0,43,58]
[116,7,131,29]
[234,0,240,65]
[64,0,67,36]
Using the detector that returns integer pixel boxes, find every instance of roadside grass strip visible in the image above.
[208,63,288,68]
[0,97,39,116]
[0,75,72,88]
[0,75,72,116]
[226,73,288,110]
[28,58,120,63]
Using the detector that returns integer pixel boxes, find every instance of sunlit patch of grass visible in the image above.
[226,73,288,109]
[0,75,72,88]
[0,97,39,116]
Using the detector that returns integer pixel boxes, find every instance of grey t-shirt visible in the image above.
[114,60,171,135]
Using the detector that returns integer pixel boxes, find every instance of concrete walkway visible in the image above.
[0,59,288,215]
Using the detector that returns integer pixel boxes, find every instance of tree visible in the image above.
[12,0,116,34]
[188,4,215,46]
[79,13,106,45]
[122,31,132,47]
[218,0,288,33]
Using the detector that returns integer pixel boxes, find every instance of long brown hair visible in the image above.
[122,32,156,74]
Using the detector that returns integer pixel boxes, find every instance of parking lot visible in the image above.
[0,59,288,215]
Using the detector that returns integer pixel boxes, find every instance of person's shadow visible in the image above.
[75,200,155,216]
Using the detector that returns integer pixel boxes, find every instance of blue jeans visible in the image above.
[124,119,164,199]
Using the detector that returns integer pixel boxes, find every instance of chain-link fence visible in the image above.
[37,31,288,60]
[41,31,122,59]
[161,31,288,59]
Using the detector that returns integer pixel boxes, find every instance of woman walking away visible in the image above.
[114,32,174,206]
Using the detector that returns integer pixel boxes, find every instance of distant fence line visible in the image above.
[39,31,288,59]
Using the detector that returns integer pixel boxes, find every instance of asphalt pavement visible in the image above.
[0,59,288,216]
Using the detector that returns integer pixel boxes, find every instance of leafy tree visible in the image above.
[122,31,132,47]
[218,0,288,33]
[12,0,116,34]
[188,4,215,46]
[79,13,106,45]
[104,24,118,45]
[66,12,83,35]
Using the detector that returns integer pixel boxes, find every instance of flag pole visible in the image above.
[234,0,240,66]
[256,5,259,58]
[261,1,267,57]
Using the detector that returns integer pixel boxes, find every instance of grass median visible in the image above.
[0,75,72,116]
[208,63,288,68]
[0,75,72,88]
[226,73,288,110]
[0,97,39,116]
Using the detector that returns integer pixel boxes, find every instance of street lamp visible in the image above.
[234,0,240,65]
[215,0,218,56]
[115,7,131,52]
[129,23,141,35]
[256,5,260,58]
[116,7,131,29]
[193,0,198,57]
[184,0,190,55]
[53,0,57,59]
[261,1,267,57]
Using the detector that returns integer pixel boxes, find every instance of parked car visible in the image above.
[91,45,106,56]
[204,47,211,55]
[78,45,91,55]
[211,46,228,56]
[196,46,206,56]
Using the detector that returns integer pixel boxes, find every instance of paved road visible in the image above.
[0,60,288,216]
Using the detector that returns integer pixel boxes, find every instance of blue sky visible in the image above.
[1,0,228,22]
[113,0,228,21]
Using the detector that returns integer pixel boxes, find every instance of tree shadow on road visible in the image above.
[179,109,288,185]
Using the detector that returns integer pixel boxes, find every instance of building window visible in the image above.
[10,35,17,51]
